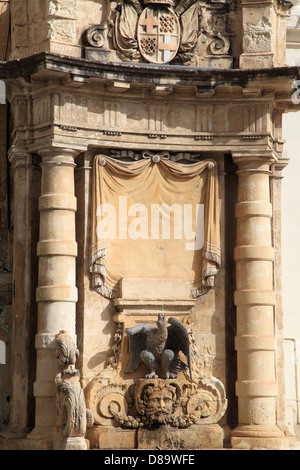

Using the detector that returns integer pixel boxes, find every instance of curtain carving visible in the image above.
[90,154,221,299]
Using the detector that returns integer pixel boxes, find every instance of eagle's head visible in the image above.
[157,313,166,329]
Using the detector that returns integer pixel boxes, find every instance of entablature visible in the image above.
[0,53,299,155]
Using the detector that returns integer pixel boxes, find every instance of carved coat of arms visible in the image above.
[137,2,180,64]
[112,0,204,64]
[85,0,231,66]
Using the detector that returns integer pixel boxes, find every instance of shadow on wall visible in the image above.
[0,1,10,61]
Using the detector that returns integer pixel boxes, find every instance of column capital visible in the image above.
[37,147,80,166]
[8,145,32,172]
[271,156,290,180]
[231,150,278,170]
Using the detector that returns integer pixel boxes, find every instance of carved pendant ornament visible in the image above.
[84,0,231,65]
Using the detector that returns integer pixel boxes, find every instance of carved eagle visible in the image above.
[125,314,192,379]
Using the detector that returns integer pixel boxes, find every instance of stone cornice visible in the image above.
[0,53,299,102]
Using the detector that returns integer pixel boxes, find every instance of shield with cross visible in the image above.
[137,6,180,64]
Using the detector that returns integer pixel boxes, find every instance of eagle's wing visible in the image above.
[125,324,156,373]
[166,317,192,379]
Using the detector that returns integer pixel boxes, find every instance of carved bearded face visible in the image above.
[143,386,176,422]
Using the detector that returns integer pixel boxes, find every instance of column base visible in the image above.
[0,425,53,449]
[231,425,291,450]
[26,425,55,440]
[53,436,89,450]
[0,426,29,439]
[0,436,53,450]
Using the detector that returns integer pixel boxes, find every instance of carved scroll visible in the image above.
[85,376,227,429]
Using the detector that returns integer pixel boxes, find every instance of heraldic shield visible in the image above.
[138,4,180,64]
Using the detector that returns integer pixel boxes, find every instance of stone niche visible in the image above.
[76,149,232,450]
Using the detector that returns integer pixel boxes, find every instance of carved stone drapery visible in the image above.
[90,155,221,300]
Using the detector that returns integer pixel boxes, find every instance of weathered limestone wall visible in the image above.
[1,57,297,448]
[8,0,290,67]
[75,152,231,390]
[10,0,79,59]
[239,0,289,68]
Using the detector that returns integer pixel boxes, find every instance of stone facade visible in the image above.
[0,0,299,451]
[282,0,300,440]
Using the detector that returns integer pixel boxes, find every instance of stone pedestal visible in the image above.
[239,0,289,69]
[53,436,88,450]
[137,424,224,450]
[93,424,224,450]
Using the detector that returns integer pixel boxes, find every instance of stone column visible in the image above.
[27,148,79,442]
[231,151,288,449]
